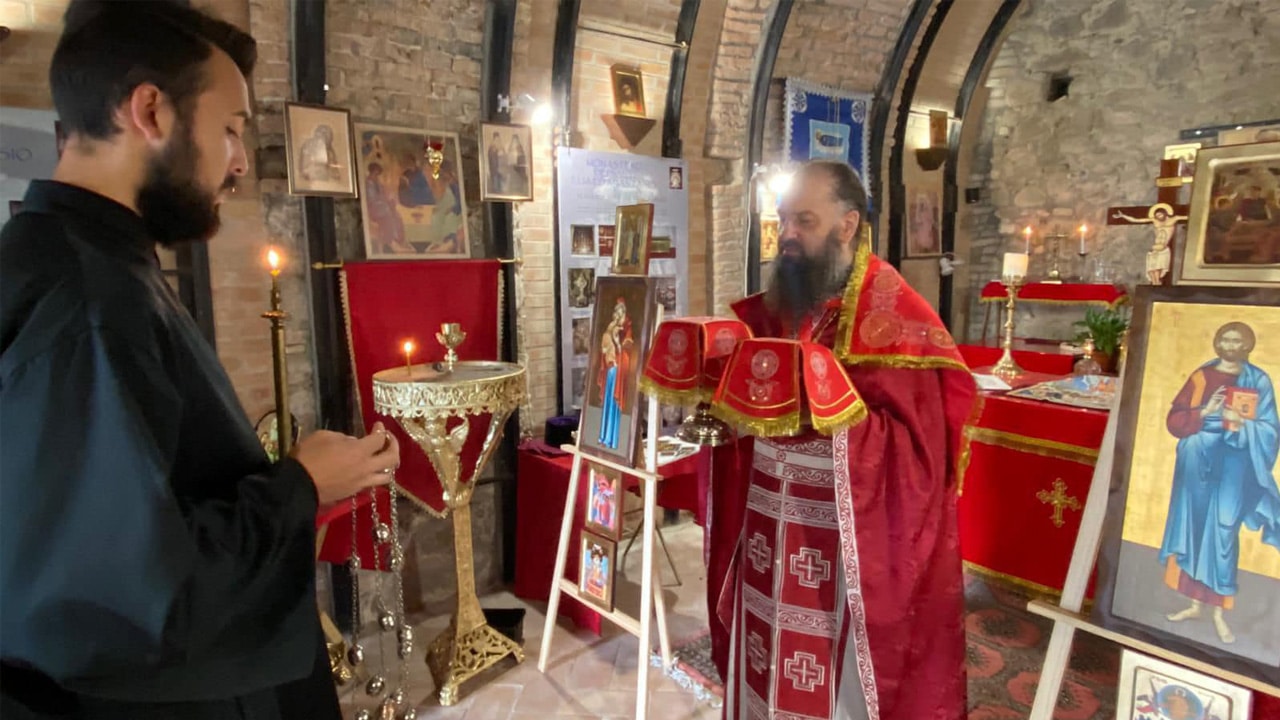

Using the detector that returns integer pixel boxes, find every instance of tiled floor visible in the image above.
[340,515,718,720]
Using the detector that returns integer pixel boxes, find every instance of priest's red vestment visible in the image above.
[708,242,977,720]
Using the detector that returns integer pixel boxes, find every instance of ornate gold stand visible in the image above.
[371,341,526,707]
[991,276,1025,383]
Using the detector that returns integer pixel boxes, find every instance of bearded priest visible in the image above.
[706,160,977,720]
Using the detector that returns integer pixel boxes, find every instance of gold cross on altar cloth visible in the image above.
[1036,479,1082,528]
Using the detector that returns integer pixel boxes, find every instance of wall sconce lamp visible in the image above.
[914,109,950,171]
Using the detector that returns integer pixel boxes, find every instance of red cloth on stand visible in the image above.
[957,343,1075,376]
[978,281,1128,307]
[512,443,704,634]
[318,260,501,568]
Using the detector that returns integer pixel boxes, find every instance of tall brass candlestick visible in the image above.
[991,274,1025,382]
[263,249,293,458]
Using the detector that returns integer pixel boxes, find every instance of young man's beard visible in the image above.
[136,121,228,247]
[764,228,851,330]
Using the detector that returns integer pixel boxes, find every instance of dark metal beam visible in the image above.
[480,0,521,585]
[549,0,581,415]
[941,0,1020,329]
[745,0,795,295]
[867,0,932,258]
[888,0,952,272]
[662,0,701,158]
[293,0,352,438]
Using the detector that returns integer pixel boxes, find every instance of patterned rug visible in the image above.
[655,571,1120,718]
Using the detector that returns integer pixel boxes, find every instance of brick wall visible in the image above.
[963,0,1280,343]
[702,0,916,315]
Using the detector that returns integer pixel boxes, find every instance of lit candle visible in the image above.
[1022,226,1032,254]
[1078,223,1088,253]
[403,340,415,375]
[265,248,282,312]
[1002,252,1029,281]
[267,248,281,277]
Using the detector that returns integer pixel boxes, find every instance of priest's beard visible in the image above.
[764,228,851,331]
[136,121,232,247]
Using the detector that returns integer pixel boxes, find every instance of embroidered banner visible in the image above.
[784,78,873,204]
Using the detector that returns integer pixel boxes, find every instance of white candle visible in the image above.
[1078,224,1087,253]
[1003,252,1029,280]
[1022,226,1032,254]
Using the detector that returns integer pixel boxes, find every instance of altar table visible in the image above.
[958,379,1109,597]
[978,281,1128,344]
[512,441,705,634]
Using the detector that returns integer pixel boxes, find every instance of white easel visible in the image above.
[1027,373,1280,718]
[538,316,674,719]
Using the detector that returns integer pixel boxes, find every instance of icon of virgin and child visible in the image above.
[594,295,636,450]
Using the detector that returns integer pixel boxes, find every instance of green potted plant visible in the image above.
[1073,307,1129,374]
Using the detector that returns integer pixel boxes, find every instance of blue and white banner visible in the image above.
[784,78,873,204]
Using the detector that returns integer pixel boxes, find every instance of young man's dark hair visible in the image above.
[51,0,256,139]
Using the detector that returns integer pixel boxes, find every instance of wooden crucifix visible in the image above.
[1107,158,1190,286]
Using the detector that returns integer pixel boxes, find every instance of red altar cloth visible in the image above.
[978,281,1129,307]
[957,344,1075,376]
[958,387,1108,596]
[317,260,502,568]
[512,442,704,634]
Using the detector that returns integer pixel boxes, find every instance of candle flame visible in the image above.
[403,340,415,355]
[1023,226,1032,237]
[1079,224,1088,234]
[267,248,281,275]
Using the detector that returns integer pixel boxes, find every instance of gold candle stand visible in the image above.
[262,264,293,457]
[991,275,1025,383]
[371,325,527,706]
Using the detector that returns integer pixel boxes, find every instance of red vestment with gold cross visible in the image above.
[708,241,978,720]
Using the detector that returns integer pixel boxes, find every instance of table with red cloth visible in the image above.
[512,441,706,634]
[978,281,1129,344]
[958,374,1109,597]
[957,343,1076,376]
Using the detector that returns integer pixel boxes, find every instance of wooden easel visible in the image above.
[537,386,675,719]
[1026,372,1280,718]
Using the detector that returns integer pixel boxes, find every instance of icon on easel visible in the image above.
[579,531,617,612]
[584,463,623,540]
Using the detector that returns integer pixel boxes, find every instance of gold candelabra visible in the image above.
[991,274,1025,383]
[262,250,292,457]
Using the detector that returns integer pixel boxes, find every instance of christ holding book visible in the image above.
[1161,321,1280,644]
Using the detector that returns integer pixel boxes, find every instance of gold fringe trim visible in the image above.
[637,376,710,406]
[956,434,974,497]
[709,401,802,438]
[810,399,868,436]
[835,231,873,366]
[964,426,1099,465]
[977,295,1129,308]
[839,353,970,372]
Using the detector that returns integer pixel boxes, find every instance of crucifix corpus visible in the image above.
[1107,158,1189,286]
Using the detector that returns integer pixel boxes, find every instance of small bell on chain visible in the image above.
[398,707,418,720]
[373,523,392,544]
[389,688,405,706]
[365,675,386,696]
[378,611,397,631]
[347,643,365,666]
[397,626,414,645]
[354,709,372,720]
[397,641,413,660]
[378,698,398,720]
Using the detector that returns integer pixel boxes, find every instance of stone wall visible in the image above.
[963,0,1280,343]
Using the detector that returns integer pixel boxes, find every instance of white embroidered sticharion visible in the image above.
[747,485,839,529]
[832,429,881,720]
[756,438,836,470]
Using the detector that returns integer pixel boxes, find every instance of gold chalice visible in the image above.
[436,323,466,369]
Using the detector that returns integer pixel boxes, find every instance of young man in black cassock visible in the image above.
[0,2,402,718]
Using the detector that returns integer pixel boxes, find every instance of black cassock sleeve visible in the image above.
[0,324,319,696]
